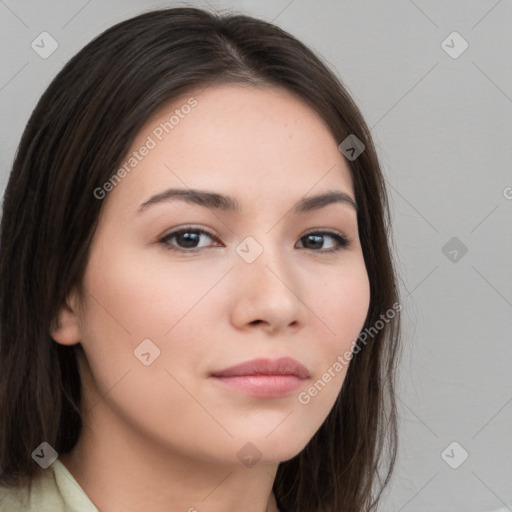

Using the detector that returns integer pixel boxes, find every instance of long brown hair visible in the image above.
[0,7,401,511]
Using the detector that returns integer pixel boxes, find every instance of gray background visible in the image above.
[1,1,511,511]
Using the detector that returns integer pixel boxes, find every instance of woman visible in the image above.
[0,7,401,511]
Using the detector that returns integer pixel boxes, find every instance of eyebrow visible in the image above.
[137,188,357,214]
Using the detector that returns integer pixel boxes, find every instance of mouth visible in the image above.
[209,357,310,398]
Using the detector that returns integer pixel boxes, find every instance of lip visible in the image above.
[210,357,310,398]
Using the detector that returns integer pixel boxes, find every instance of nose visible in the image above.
[230,241,308,335]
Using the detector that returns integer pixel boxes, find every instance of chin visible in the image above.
[234,428,314,466]
[182,426,313,469]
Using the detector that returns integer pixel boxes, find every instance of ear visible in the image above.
[50,290,83,346]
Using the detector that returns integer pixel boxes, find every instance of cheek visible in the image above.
[76,249,231,453]
[77,243,231,396]
[296,259,370,411]
[310,258,371,351]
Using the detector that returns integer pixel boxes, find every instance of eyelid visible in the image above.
[160,225,217,238]
[301,227,347,238]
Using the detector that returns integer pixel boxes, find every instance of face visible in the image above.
[56,83,370,466]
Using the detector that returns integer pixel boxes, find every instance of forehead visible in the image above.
[103,83,354,214]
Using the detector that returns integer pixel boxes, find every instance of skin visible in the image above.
[53,83,370,512]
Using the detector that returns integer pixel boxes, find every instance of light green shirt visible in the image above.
[0,459,98,511]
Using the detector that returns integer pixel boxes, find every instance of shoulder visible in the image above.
[0,481,30,511]
[0,459,98,512]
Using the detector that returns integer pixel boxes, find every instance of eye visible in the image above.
[296,231,351,253]
[159,227,221,252]
[159,227,351,253]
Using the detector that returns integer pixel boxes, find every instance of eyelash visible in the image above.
[158,226,351,254]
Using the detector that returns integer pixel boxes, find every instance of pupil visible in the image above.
[306,234,322,249]
[179,232,198,247]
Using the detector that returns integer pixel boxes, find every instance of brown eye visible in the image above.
[296,231,351,253]
[160,228,220,252]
